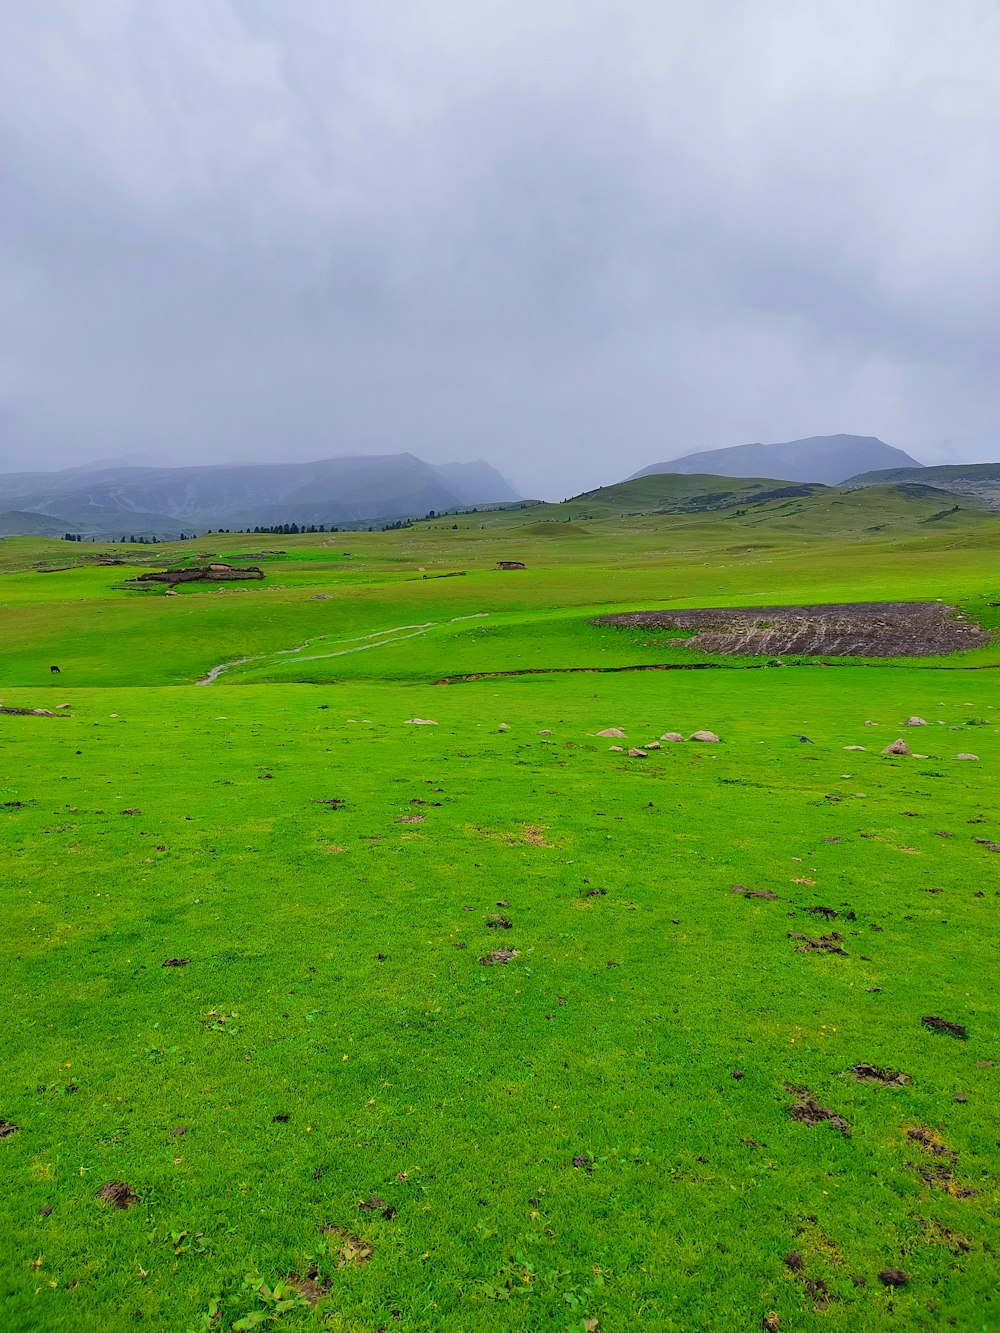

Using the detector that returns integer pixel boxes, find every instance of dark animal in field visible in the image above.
[49,665,60,674]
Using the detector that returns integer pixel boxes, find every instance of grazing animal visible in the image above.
[49,665,60,674]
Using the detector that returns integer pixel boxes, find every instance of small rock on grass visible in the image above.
[689,730,721,742]
[904,716,928,726]
[404,718,438,725]
[660,732,684,742]
[956,753,979,761]
[882,739,911,756]
[627,748,648,758]
[597,728,626,738]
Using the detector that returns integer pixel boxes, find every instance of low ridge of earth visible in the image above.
[593,602,988,658]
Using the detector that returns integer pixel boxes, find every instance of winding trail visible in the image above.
[195,613,490,684]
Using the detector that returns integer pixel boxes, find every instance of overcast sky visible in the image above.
[2,1,999,497]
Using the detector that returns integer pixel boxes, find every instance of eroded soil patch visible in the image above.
[592,602,987,657]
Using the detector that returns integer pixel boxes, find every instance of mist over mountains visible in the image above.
[0,455,520,537]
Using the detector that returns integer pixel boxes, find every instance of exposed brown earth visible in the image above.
[592,601,987,657]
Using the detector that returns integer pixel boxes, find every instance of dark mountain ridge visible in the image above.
[629,434,922,486]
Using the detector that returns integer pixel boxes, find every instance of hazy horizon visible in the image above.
[3,2,1000,499]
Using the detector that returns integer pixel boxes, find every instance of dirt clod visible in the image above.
[882,739,911,756]
[161,957,190,967]
[784,1251,804,1270]
[486,914,512,929]
[98,1181,140,1209]
[788,931,848,956]
[851,1063,911,1087]
[878,1268,909,1287]
[479,949,518,965]
[921,1014,967,1039]
[762,1314,781,1332]
[572,1155,593,1170]
[788,1092,851,1136]
[167,1126,188,1136]
[0,1120,20,1138]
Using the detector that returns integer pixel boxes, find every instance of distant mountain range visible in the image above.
[0,454,520,537]
[629,435,923,485]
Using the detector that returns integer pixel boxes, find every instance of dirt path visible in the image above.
[196,614,490,684]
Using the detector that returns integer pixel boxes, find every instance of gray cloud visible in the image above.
[1,0,999,496]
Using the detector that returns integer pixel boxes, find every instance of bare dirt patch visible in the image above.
[320,1225,374,1267]
[787,1090,851,1136]
[851,1063,911,1087]
[98,1181,140,1209]
[922,1014,967,1038]
[592,602,987,657]
[284,1268,332,1305]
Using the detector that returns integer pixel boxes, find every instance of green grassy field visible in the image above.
[2,490,999,1331]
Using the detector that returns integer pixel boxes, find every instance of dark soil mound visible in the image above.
[592,602,986,658]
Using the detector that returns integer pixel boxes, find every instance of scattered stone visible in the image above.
[404,718,438,725]
[844,745,866,751]
[646,741,662,749]
[904,716,928,726]
[956,753,980,761]
[98,1181,140,1209]
[922,1014,967,1039]
[878,1269,909,1287]
[498,723,511,731]
[627,748,648,758]
[538,729,552,735]
[660,732,684,742]
[609,745,623,752]
[597,728,626,738]
[851,1063,911,1087]
[394,814,424,824]
[689,730,720,743]
[788,1091,851,1136]
[882,739,911,756]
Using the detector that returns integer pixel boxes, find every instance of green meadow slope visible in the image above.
[1,479,999,1332]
